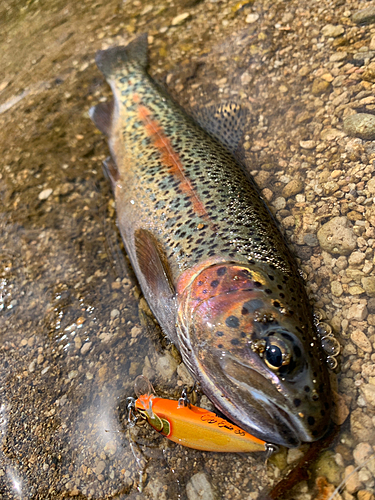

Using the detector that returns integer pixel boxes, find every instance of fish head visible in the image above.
[177,263,332,448]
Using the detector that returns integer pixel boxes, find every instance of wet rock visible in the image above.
[314,451,342,484]
[331,281,343,297]
[348,285,365,295]
[304,234,318,247]
[357,492,375,500]
[362,276,375,297]
[368,298,375,313]
[322,24,345,37]
[186,472,215,500]
[329,51,347,62]
[348,252,366,266]
[347,303,368,321]
[245,13,259,24]
[156,352,179,380]
[254,171,271,189]
[282,179,303,198]
[344,465,362,494]
[351,408,374,442]
[332,390,349,425]
[177,362,194,386]
[367,177,375,194]
[38,188,53,200]
[317,217,357,256]
[352,6,375,24]
[350,330,372,353]
[287,447,306,464]
[145,479,168,500]
[299,140,316,149]
[353,442,373,466]
[353,51,375,64]
[312,79,331,95]
[343,114,375,141]
[320,128,346,141]
[361,384,375,407]
[95,461,106,475]
[171,13,190,26]
[273,197,286,210]
[362,62,375,83]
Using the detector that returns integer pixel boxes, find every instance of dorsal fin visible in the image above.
[191,102,248,155]
[134,229,177,343]
[95,33,149,79]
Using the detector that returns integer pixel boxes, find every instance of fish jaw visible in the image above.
[176,262,332,448]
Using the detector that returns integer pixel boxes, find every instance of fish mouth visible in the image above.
[196,351,317,448]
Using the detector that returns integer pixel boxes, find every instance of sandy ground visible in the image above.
[1,0,375,499]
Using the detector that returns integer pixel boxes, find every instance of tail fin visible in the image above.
[95,33,149,78]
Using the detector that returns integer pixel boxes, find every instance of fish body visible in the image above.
[91,34,332,448]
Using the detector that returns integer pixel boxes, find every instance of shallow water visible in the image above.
[1,0,375,499]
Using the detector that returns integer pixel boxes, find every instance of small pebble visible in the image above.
[347,303,368,321]
[273,197,286,210]
[171,13,190,26]
[110,309,120,319]
[350,330,372,353]
[38,188,53,200]
[156,352,179,380]
[245,13,259,24]
[322,24,345,37]
[80,342,92,355]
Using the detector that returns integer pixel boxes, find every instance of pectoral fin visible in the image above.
[134,229,177,344]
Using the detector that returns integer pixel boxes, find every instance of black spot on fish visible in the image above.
[279,293,285,298]
[254,281,262,288]
[210,280,219,288]
[218,344,223,349]
[240,331,246,338]
[231,338,240,346]
[217,331,224,337]
[320,410,325,416]
[273,300,280,307]
[293,398,301,407]
[217,267,226,276]
[268,274,274,281]
[304,386,310,392]
[241,307,249,315]
[197,281,203,286]
[294,345,302,357]
[277,285,283,290]
[307,416,315,426]
[324,402,330,410]
[265,289,272,295]
[226,316,240,328]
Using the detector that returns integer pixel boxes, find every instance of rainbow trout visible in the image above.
[90,34,331,447]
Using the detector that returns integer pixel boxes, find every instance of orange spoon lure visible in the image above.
[130,376,276,454]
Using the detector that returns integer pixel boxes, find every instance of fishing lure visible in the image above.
[129,376,275,454]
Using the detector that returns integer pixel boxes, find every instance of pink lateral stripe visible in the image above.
[137,103,208,219]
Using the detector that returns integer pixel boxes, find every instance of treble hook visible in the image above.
[126,397,138,425]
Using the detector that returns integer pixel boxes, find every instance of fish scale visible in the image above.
[90,33,332,448]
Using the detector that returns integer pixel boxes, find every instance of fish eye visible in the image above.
[264,334,291,371]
